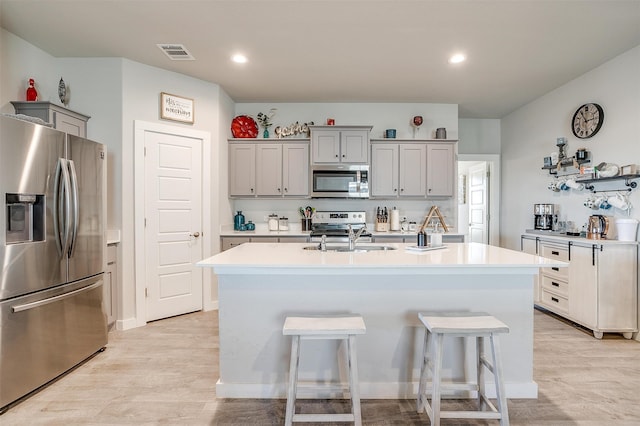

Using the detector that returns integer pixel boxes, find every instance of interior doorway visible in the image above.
[134,120,212,325]
[457,155,500,246]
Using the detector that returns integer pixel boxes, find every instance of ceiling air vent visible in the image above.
[157,44,195,61]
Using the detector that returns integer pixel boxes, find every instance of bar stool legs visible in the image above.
[417,312,510,426]
[283,315,366,425]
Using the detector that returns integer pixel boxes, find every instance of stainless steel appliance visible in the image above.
[534,203,558,231]
[310,165,369,198]
[587,215,610,239]
[0,115,107,411]
[310,211,372,243]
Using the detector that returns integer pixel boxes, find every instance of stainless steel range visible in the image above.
[310,211,372,243]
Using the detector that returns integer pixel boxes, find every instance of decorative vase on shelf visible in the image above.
[263,128,270,138]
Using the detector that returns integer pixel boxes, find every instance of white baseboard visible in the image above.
[215,379,538,399]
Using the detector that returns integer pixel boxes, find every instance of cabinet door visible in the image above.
[426,143,454,197]
[521,236,540,303]
[370,144,398,197]
[568,244,598,327]
[312,130,340,163]
[229,144,256,196]
[221,237,251,251]
[256,144,283,196]
[399,144,427,197]
[341,130,369,163]
[283,144,309,196]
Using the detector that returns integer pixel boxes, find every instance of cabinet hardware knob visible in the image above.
[552,267,559,271]
[552,282,559,287]
[552,250,559,255]
[335,154,339,158]
[190,232,200,238]
[551,297,559,303]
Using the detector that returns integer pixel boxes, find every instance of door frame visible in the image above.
[458,154,501,246]
[134,120,212,327]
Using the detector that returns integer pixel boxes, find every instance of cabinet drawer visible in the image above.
[540,243,569,261]
[540,289,569,313]
[539,243,569,278]
[540,274,568,297]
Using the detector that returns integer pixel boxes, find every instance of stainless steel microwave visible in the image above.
[310,165,369,198]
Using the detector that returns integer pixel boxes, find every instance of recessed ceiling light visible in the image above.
[232,54,248,64]
[448,54,466,64]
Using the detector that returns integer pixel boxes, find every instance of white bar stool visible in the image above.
[283,315,366,426]
[417,312,510,426]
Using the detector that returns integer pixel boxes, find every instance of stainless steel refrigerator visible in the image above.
[0,115,107,411]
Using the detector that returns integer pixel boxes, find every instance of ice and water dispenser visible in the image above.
[5,193,44,244]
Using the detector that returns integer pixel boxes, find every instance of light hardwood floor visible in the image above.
[2,309,639,425]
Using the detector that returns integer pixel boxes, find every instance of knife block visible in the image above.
[375,222,389,232]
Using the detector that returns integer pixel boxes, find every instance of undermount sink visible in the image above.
[303,245,397,252]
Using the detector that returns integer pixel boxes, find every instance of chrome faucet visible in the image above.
[319,235,327,252]
[348,224,367,251]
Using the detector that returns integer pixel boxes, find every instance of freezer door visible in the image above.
[0,275,107,410]
[0,116,67,300]
[66,134,106,282]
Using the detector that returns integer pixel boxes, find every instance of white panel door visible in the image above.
[145,131,202,321]
[468,162,489,244]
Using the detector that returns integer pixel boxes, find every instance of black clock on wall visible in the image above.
[572,103,604,139]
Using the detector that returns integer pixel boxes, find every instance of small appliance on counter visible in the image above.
[534,204,558,231]
[587,215,610,239]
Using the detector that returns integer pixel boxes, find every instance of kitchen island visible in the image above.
[198,242,566,400]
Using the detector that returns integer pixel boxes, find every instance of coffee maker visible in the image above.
[534,204,558,230]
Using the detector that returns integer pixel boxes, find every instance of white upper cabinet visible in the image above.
[426,143,455,197]
[371,143,426,197]
[310,126,371,164]
[229,140,309,198]
[371,140,455,199]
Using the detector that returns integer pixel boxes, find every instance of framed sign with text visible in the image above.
[160,92,194,124]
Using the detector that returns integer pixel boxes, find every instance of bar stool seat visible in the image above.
[417,312,510,426]
[283,315,366,426]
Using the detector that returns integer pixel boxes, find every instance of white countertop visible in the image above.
[523,230,638,245]
[198,242,566,274]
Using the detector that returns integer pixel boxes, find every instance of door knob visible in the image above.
[190,232,200,238]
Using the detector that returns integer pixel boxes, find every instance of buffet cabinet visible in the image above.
[521,233,638,339]
[370,140,456,198]
[229,139,309,198]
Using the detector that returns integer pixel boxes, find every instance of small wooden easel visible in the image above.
[419,206,449,233]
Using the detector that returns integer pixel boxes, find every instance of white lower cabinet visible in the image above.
[221,236,309,251]
[520,235,540,303]
[522,234,638,339]
[105,244,118,328]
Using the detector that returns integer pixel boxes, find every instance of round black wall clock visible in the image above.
[572,103,603,139]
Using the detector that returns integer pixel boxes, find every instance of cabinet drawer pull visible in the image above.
[552,281,560,287]
[552,267,559,271]
[551,297,559,303]
[551,250,559,255]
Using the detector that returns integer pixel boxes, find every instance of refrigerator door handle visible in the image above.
[68,159,80,258]
[52,158,72,256]
[11,281,103,313]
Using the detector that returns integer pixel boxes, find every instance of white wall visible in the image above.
[1,29,233,328]
[459,119,501,154]
[501,45,640,250]
[120,59,230,326]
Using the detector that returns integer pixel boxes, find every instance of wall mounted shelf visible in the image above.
[576,174,640,193]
